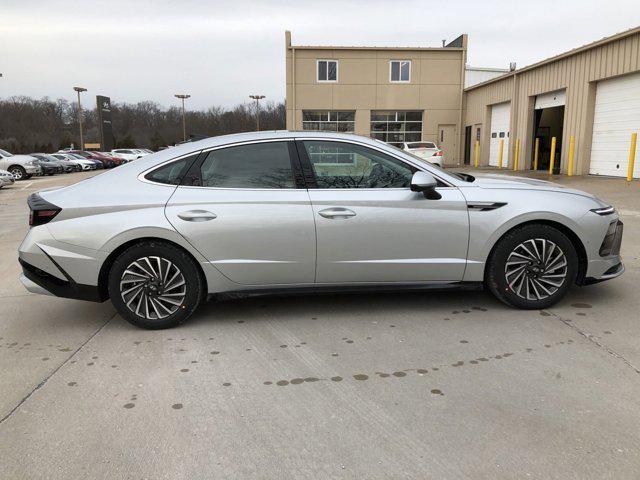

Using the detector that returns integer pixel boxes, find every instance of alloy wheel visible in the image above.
[504,238,568,301]
[10,168,23,180]
[119,256,186,320]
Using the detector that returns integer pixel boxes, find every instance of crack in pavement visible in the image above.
[547,310,640,374]
[0,313,116,425]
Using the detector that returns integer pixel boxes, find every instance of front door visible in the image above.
[438,124,457,165]
[165,141,316,286]
[297,139,469,284]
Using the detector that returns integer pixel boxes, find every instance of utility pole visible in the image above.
[73,86,87,149]
[174,94,191,142]
[249,95,265,131]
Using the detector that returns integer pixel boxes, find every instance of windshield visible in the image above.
[0,149,13,157]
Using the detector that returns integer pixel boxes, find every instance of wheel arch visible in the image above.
[97,237,208,300]
[484,219,588,285]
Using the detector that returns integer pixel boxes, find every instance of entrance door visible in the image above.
[464,126,471,165]
[438,124,456,166]
[165,141,316,286]
[297,139,469,283]
[489,102,510,166]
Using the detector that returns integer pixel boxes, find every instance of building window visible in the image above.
[317,60,338,82]
[390,60,411,82]
[302,111,355,132]
[370,111,422,147]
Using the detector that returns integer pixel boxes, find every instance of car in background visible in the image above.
[0,169,16,188]
[18,131,624,329]
[29,155,63,175]
[401,141,445,167]
[50,153,90,171]
[100,152,126,165]
[111,149,143,161]
[0,149,42,180]
[140,149,154,154]
[31,154,75,173]
[68,150,114,168]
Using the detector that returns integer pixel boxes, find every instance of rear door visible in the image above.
[164,140,316,286]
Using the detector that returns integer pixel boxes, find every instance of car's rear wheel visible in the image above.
[108,241,204,329]
[486,224,578,309]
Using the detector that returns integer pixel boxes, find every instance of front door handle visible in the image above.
[318,207,356,219]
[177,210,217,222]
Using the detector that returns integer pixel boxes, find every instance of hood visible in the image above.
[470,173,601,201]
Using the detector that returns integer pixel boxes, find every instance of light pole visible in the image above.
[174,94,190,142]
[249,95,265,131]
[73,86,87,149]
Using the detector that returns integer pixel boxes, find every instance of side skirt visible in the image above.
[210,281,484,301]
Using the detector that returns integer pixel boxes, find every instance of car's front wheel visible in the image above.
[486,224,578,309]
[9,166,26,180]
[108,241,204,329]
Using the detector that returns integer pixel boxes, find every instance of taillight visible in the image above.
[433,151,443,156]
[28,193,61,227]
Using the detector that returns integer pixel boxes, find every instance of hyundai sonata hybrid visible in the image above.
[18,131,624,329]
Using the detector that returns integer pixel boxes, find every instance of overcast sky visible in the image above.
[2,0,639,110]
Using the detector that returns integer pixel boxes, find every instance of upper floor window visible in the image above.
[317,60,338,82]
[302,111,355,132]
[390,60,411,82]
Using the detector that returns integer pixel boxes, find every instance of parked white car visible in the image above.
[402,142,445,167]
[0,149,42,180]
[0,169,16,188]
[111,149,143,161]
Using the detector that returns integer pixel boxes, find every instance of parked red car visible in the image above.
[68,150,123,168]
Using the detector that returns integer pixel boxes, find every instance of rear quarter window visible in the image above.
[145,154,198,185]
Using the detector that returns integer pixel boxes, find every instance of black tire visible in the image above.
[108,241,204,329]
[9,166,26,180]
[485,224,578,309]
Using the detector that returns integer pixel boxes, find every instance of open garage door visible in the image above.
[533,89,565,173]
[489,102,510,166]
[590,72,640,178]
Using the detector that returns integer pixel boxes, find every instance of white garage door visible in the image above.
[590,72,640,178]
[489,102,510,167]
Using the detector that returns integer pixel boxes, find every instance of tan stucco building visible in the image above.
[285,31,467,165]
[286,27,640,178]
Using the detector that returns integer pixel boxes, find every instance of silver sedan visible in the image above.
[18,132,624,329]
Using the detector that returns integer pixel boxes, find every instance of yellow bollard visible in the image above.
[628,132,638,182]
[498,139,504,169]
[513,139,519,171]
[567,135,575,176]
[474,140,479,168]
[533,138,540,171]
[549,136,557,175]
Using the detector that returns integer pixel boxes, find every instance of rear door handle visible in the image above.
[177,210,217,222]
[318,207,356,219]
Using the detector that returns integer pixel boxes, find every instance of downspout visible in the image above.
[456,36,468,166]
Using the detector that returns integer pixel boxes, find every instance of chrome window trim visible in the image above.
[139,136,457,190]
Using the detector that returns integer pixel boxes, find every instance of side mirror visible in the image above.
[410,171,441,200]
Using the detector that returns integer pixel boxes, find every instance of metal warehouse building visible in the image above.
[286,26,640,178]
[464,26,640,178]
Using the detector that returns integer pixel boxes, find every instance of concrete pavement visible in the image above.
[0,170,639,479]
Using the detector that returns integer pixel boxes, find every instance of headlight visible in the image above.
[27,160,37,166]
[590,206,615,216]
